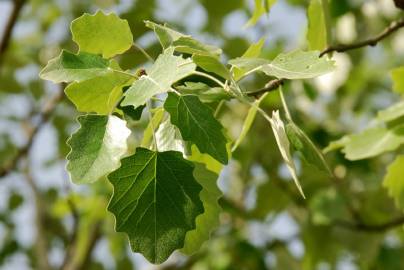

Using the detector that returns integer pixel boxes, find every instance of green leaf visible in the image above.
[286,122,331,174]
[232,93,268,152]
[229,50,335,80]
[245,0,277,28]
[65,71,133,115]
[192,54,231,80]
[145,21,221,55]
[268,111,305,198]
[164,93,228,164]
[141,107,165,148]
[66,115,130,184]
[155,117,184,152]
[107,148,204,263]
[181,163,222,254]
[233,37,266,80]
[377,101,404,123]
[261,50,335,79]
[383,155,404,210]
[309,188,348,225]
[71,11,133,58]
[39,50,110,83]
[391,67,404,94]
[122,48,196,108]
[307,0,328,51]
[187,145,224,174]
[341,125,404,160]
[176,82,231,103]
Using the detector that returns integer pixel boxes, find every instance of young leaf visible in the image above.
[261,50,335,79]
[269,111,305,198]
[122,48,196,108]
[233,37,266,80]
[307,0,328,51]
[383,155,404,210]
[107,148,204,264]
[181,163,222,255]
[164,93,228,164]
[341,125,404,160]
[286,122,331,174]
[71,11,133,58]
[145,21,221,55]
[192,54,231,80]
[245,0,277,28]
[66,115,130,184]
[39,50,110,83]
[65,71,133,115]
[391,67,404,94]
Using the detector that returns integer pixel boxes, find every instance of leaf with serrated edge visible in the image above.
[181,163,222,255]
[269,110,305,198]
[164,93,228,164]
[65,71,133,115]
[71,11,133,58]
[122,48,196,108]
[39,50,110,83]
[383,155,404,210]
[67,115,130,184]
[107,147,203,263]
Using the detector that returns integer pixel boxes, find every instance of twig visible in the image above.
[320,18,404,57]
[334,216,404,233]
[0,0,26,67]
[246,78,284,98]
[0,87,64,178]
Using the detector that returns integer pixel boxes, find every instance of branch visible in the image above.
[0,0,26,67]
[0,88,64,178]
[320,18,404,57]
[334,215,404,233]
[246,78,285,98]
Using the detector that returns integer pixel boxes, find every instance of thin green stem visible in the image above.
[193,71,226,88]
[146,100,158,151]
[279,86,292,121]
[133,43,154,62]
[110,68,138,78]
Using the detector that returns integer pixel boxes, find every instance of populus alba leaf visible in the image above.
[108,148,204,264]
[229,50,335,80]
[307,0,328,51]
[269,111,305,198]
[39,50,110,83]
[232,37,266,80]
[122,47,196,108]
[164,93,229,164]
[192,53,231,80]
[67,115,130,184]
[71,11,133,58]
[155,117,185,152]
[145,21,221,56]
[383,155,404,210]
[181,163,222,255]
[65,71,133,114]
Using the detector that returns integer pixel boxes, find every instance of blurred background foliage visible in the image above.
[0,0,404,269]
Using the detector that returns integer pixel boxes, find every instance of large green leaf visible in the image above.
[229,50,335,79]
[192,54,231,80]
[65,71,133,115]
[286,122,331,174]
[307,0,327,51]
[122,48,196,108]
[383,155,404,210]
[341,125,404,160]
[145,21,221,55]
[66,115,130,184]
[391,67,404,94]
[71,11,133,58]
[107,148,204,263]
[164,93,228,164]
[181,163,222,254]
[39,50,110,83]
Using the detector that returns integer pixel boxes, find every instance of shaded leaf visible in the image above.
[192,53,231,80]
[164,93,228,164]
[108,148,203,263]
[383,155,404,210]
[67,115,130,184]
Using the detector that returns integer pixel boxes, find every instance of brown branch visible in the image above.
[0,0,26,67]
[246,78,285,98]
[320,18,404,57]
[0,88,64,178]
[334,215,404,233]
